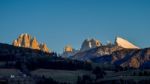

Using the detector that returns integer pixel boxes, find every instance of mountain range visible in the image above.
[9,33,150,69]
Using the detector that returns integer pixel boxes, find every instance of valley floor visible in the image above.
[0,68,150,84]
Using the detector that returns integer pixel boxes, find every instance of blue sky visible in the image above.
[0,0,150,52]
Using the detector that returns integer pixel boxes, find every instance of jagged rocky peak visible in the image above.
[40,43,50,53]
[13,33,31,47]
[30,37,40,49]
[12,33,50,52]
[62,45,79,57]
[22,33,31,48]
[115,36,139,49]
[64,45,73,52]
[80,38,102,52]
[13,40,19,47]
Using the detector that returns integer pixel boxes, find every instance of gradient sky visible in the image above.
[0,0,150,53]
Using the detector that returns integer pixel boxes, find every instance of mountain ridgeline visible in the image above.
[3,33,150,69]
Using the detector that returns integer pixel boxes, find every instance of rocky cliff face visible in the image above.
[30,37,40,49]
[111,48,150,68]
[80,38,102,52]
[12,33,50,52]
[64,45,73,52]
[74,45,123,60]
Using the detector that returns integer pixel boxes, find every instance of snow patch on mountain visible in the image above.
[116,37,139,49]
